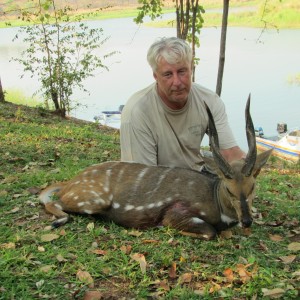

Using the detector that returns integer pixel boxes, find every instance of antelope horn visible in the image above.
[205,103,234,179]
[241,94,257,176]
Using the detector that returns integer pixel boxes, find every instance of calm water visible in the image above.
[0,18,299,150]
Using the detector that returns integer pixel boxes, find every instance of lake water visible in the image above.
[0,17,299,150]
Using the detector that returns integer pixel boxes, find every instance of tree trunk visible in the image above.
[216,0,229,96]
[0,77,5,103]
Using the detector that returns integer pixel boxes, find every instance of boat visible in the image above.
[94,105,124,129]
[255,123,300,163]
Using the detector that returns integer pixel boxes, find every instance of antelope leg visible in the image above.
[162,207,217,240]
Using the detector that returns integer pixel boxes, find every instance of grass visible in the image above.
[1,0,300,29]
[0,101,299,299]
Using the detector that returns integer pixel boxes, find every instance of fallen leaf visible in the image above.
[37,246,45,252]
[288,242,300,251]
[7,207,20,214]
[159,279,170,291]
[169,262,177,279]
[120,245,132,254]
[128,230,143,237]
[223,268,234,283]
[131,253,147,274]
[56,254,67,262]
[220,230,233,239]
[178,273,192,284]
[83,290,102,300]
[35,279,45,288]
[142,239,160,244]
[76,270,94,288]
[91,249,107,256]
[269,234,284,242]
[236,264,252,283]
[40,265,53,273]
[279,255,296,264]
[40,233,60,242]
[86,222,95,232]
[262,288,285,298]
[0,242,16,249]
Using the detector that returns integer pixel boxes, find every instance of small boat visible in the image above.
[94,105,124,129]
[255,123,300,163]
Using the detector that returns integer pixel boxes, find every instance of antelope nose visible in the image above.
[242,217,253,228]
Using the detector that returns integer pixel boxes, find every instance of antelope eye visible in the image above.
[226,187,235,197]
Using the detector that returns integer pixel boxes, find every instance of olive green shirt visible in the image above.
[120,83,237,172]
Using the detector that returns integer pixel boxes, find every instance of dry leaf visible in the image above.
[56,254,67,262]
[76,270,94,288]
[40,265,53,273]
[86,222,95,232]
[223,268,234,282]
[37,246,45,252]
[131,253,147,274]
[120,245,132,254]
[142,239,160,244]
[178,273,192,284]
[0,242,16,249]
[279,255,296,264]
[91,249,107,256]
[220,230,233,239]
[236,264,252,283]
[40,233,60,242]
[269,234,284,242]
[128,230,143,237]
[262,288,285,298]
[288,242,300,251]
[169,262,177,279]
[8,207,20,214]
[83,290,102,300]
[35,279,45,288]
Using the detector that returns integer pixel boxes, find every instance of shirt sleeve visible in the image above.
[209,94,237,149]
[120,105,158,166]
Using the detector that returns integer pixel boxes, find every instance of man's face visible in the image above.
[154,57,192,110]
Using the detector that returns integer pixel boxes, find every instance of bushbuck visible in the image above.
[39,95,272,240]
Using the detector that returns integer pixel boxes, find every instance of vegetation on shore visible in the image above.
[0,101,299,299]
[1,0,300,29]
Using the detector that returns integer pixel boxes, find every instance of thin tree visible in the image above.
[216,0,229,96]
[0,77,5,103]
[12,0,116,117]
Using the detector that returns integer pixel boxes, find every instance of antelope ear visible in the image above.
[252,149,273,178]
[201,156,223,177]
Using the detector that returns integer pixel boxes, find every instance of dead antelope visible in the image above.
[39,95,272,240]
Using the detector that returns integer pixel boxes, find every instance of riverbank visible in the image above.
[0,100,299,299]
[0,0,299,29]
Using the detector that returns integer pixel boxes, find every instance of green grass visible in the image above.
[0,101,299,299]
[1,0,300,29]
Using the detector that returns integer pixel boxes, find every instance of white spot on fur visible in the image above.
[125,204,135,211]
[74,196,79,200]
[147,203,155,209]
[55,203,63,210]
[74,181,81,185]
[200,211,206,216]
[166,197,172,202]
[155,201,163,207]
[221,214,236,225]
[84,209,93,214]
[77,202,85,207]
[135,206,144,211]
[192,217,204,224]
[109,194,113,201]
[93,198,105,205]
[188,181,194,186]
[112,202,120,209]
